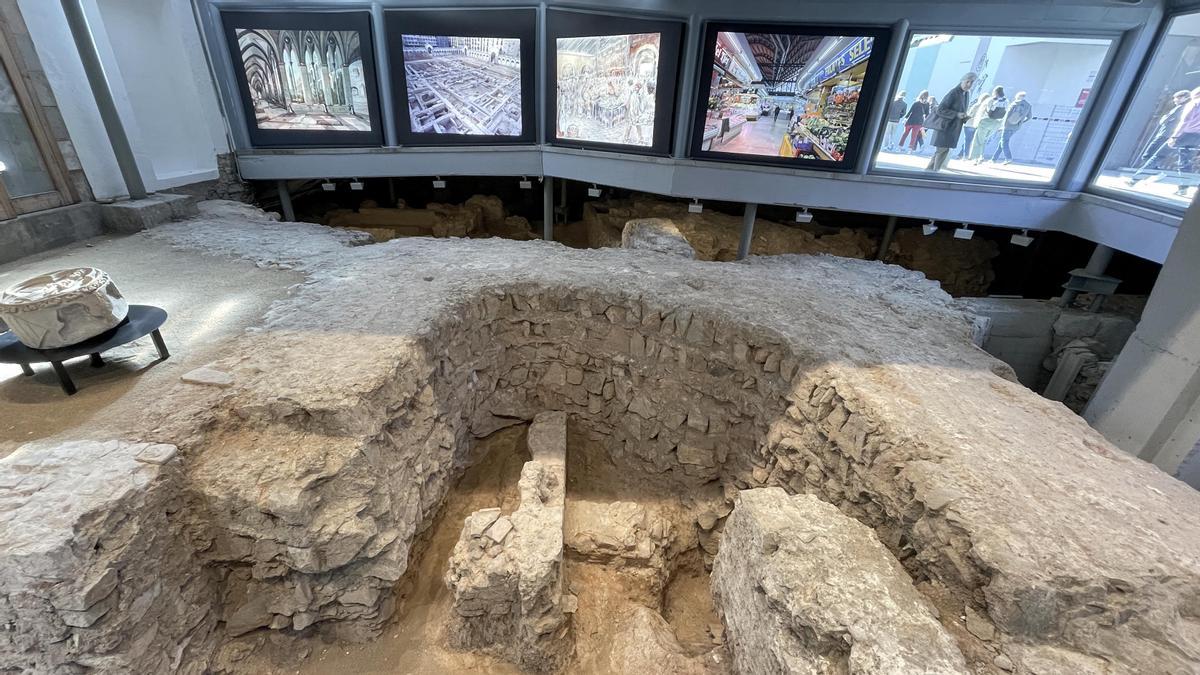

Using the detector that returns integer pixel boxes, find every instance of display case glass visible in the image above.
[689,23,890,170]
[547,9,684,156]
[386,8,537,145]
[1093,12,1200,209]
[221,10,383,148]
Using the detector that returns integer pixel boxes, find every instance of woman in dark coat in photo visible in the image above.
[926,72,978,172]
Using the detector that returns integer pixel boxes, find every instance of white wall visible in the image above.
[15,0,228,198]
[90,0,228,190]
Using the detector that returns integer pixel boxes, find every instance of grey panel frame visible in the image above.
[192,0,1185,262]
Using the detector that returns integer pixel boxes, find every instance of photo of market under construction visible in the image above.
[703,32,875,162]
[403,35,522,136]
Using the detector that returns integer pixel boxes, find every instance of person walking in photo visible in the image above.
[991,91,1034,164]
[1126,89,1191,184]
[926,72,978,172]
[899,91,929,153]
[970,86,1007,163]
[1166,87,1200,196]
[922,97,937,149]
[957,95,987,159]
[885,91,907,151]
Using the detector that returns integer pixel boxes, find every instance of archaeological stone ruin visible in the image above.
[0,201,1197,675]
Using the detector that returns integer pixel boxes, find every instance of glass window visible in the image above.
[1094,13,1200,208]
[0,64,54,198]
[873,33,1111,183]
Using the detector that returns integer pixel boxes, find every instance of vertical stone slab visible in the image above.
[445,411,572,673]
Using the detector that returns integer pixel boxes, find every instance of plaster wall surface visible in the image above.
[14,0,227,199]
[93,0,225,189]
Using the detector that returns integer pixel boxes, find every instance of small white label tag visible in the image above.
[433,180,447,189]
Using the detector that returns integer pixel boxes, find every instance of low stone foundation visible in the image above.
[0,440,218,673]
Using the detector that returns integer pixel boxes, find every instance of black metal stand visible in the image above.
[1,305,169,396]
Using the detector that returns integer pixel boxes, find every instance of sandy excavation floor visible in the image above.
[0,231,302,455]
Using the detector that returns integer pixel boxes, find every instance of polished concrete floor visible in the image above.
[0,231,301,456]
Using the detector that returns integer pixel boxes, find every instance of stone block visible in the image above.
[621,218,697,259]
[0,267,128,349]
[712,488,968,675]
[100,193,198,234]
[0,440,218,672]
[0,202,103,265]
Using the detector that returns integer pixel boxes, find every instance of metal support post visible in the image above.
[543,176,554,241]
[738,203,758,260]
[60,0,147,200]
[876,215,898,260]
[277,180,295,222]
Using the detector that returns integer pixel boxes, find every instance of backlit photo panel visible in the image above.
[403,35,523,136]
[691,23,890,170]
[546,9,683,155]
[235,28,371,132]
[556,33,661,147]
[223,11,383,147]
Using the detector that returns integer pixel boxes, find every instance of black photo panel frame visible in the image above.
[222,10,384,148]
[546,9,685,156]
[689,23,892,171]
[386,8,537,146]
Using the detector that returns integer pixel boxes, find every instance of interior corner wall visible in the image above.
[90,0,228,191]
[16,0,125,199]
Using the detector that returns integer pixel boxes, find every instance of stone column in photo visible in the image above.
[1085,195,1200,483]
[298,48,315,106]
[276,53,293,112]
[319,45,335,112]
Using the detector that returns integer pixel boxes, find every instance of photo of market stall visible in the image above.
[556,33,661,147]
[403,35,522,136]
[701,31,875,162]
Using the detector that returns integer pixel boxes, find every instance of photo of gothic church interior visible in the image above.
[557,33,660,146]
[235,28,370,131]
[403,35,522,135]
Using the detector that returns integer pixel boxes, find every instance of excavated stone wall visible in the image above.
[4,202,1199,674]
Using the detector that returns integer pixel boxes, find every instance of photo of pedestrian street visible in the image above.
[403,35,522,136]
[556,33,661,147]
[235,28,371,132]
[874,34,1111,183]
